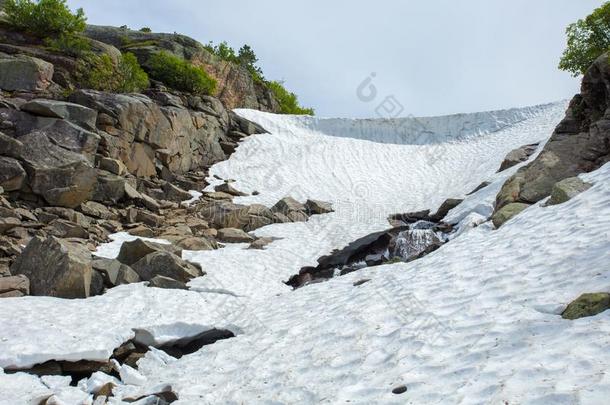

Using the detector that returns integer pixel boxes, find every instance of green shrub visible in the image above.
[117,52,150,92]
[147,51,216,95]
[268,81,314,115]
[45,33,91,56]
[559,2,610,76]
[4,0,86,38]
[139,27,152,33]
[78,52,149,93]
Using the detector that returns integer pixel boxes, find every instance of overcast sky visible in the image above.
[68,0,604,118]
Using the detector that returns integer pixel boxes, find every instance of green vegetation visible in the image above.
[139,27,152,33]
[205,41,313,115]
[559,2,610,76]
[148,51,216,95]
[4,0,86,38]
[78,52,149,93]
[268,81,314,115]
[45,33,91,56]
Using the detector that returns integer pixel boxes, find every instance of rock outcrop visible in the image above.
[494,52,610,221]
[84,25,280,112]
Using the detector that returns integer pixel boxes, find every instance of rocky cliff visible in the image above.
[494,52,610,220]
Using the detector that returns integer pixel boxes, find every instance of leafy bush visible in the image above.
[4,0,86,38]
[78,52,149,93]
[559,2,610,76]
[45,34,91,56]
[147,51,216,95]
[117,52,150,92]
[139,27,152,33]
[268,81,314,115]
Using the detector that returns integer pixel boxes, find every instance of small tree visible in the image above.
[139,27,152,33]
[4,0,86,38]
[559,2,610,76]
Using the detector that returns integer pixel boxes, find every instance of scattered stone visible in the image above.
[547,177,593,206]
[217,228,255,243]
[11,237,92,298]
[491,203,530,228]
[47,219,89,239]
[562,293,610,320]
[127,225,155,238]
[148,275,188,290]
[305,199,333,215]
[249,237,275,250]
[131,251,202,283]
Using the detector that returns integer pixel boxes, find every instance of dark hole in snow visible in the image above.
[353,279,371,286]
[392,385,408,394]
[286,204,460,289]
[157,328,235,358]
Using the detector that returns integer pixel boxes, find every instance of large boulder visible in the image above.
[494,52,610,213]
[0,275,30,298]
[131,251,203,283]
[0,131,24,159]
[21,99,98,130]
[0,156,26,191]
[116,239,181,266]
[18,130,97,208]
[217,228,255,243]
[497,143,539,172]
[0,53,54,91]
[491,203,529,228]
[305,199,333,215]
[11,237,92,298]
[547,177,593,206]
[562,293,610,320]
[271,197,308,222]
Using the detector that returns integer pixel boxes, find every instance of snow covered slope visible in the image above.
[5,101,609,405]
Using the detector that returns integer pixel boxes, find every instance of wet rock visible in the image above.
[0,274,30,297]
[0,156,26,191]
[11,237,92,298]
[116,239,181,266]
[131,251,203,283]
[148,275,188,290]
[0,53,54,91]
[491,203,530,228]
[562,293,610,320]
[21,99,98,130]
[547,177,593,206]
[305,199,333,215]
[217,228,255,243]
[497,143,539,172]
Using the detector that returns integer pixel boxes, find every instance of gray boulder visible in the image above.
[0,275,30,297]
[11,237,92,298]
[0,131,24,159]
[547,177,593,206]
[0,156,26,191]
[148,275,188,290]
[18,130,96,208]
[214,182,247,197]
[131,251,202,283]
[21,99,98,130]
[116,238,181,266]
[305,199,333,215]
[0,53,54,91]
